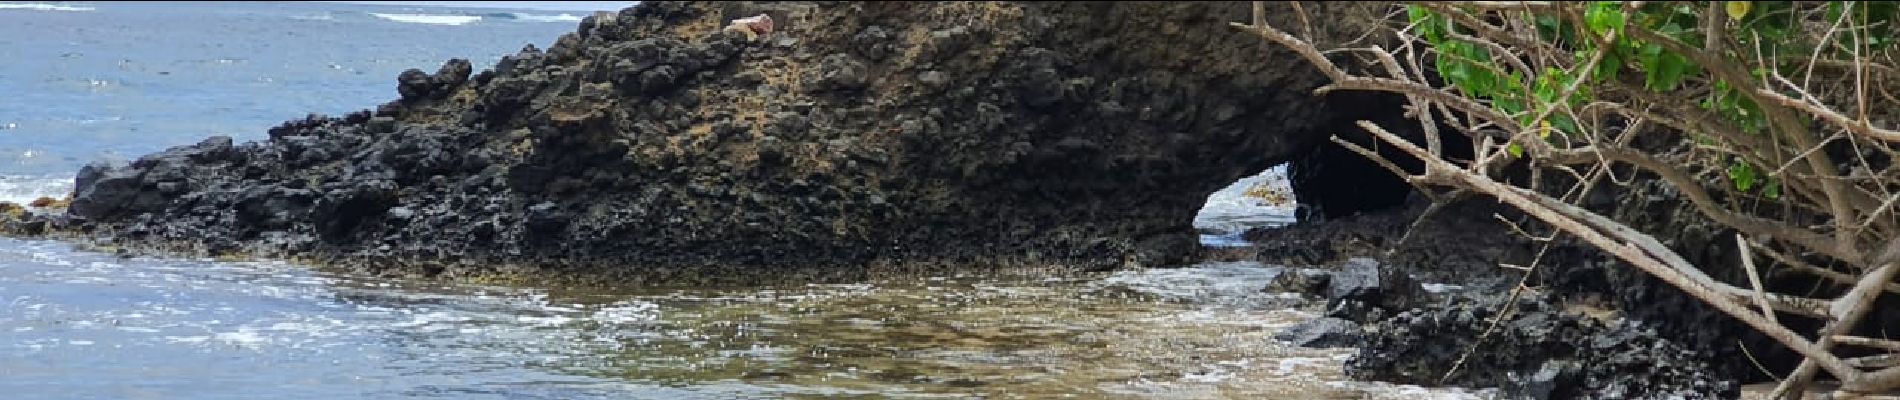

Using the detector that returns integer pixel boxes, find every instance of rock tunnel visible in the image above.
[39,1,1433,275]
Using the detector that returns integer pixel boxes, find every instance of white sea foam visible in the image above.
[289,12,334,21]
[370,12,481,26]
[0,175,71,204]
[0,3,96,12]
[504,12,583,22]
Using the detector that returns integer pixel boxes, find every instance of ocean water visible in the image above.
[0,1,592,199]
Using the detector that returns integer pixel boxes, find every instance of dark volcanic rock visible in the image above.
[1502,360,1581,400]
[1347,292,1737,399]
[1321,257,1427,323]
[1262,267,1329,295]
[1274,316,1362,348]
[7,1,1400,280]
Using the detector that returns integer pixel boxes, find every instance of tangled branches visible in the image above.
[1236,1,1900,397]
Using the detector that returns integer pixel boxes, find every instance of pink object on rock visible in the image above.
[732,14,774,35]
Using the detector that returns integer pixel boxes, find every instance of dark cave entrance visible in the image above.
[1199,90,1474,247]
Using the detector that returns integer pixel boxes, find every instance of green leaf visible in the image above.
[1586,2,1626,36]
[1645,53,1690,91]
[1551,115,1580,136]
[1494,97,1525,116]
[1764,179,1782,200]
[1728,161,1759,192]
[1507,143,1525,158]
[1595,51,1622,82]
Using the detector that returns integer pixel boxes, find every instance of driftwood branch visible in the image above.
[1834,336,1900,352]
[1739,234,1779,324]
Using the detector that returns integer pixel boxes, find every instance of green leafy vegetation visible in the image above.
[1408,1,1897,198]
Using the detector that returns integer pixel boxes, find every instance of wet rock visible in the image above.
[1347,293,1737,398]
[68,167,147,219]
[1503,359,1581,400]
[1323,258,1426,317]
[1130,233,1198,268]
[1273,317,1361,348]
[1262,267,1329,295]
[73,161,113,194]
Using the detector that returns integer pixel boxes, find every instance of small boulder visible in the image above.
[187,136,236,164]
[433,58,472,88]
[1130,233,1198,268]
[809,53,869,92]
[1263,268,1330,296]
[1502,359,1581,400]
[526,202,569,234]
[1325,257,1426,312]
[68,168,146,219]
[1274,317,1363,348]
[396,69,432,100]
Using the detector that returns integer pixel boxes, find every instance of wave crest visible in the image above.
[290,12,335,22]
[488,12,584,23]
[0,175,73,204]
[370,12,481,26]
[0,3,96,12]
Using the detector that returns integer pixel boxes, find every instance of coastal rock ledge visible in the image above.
[3,1,1400,280]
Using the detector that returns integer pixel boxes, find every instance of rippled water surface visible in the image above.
[0,237,1489,399]
[0,1,581,177]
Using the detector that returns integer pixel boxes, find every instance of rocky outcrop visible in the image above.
[2,1,1403,280]
[1248,197,1751,397]
[1346,292,1739,399]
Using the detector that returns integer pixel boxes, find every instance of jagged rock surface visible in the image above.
[11,1,1397,280]
[1347,292,1739,399]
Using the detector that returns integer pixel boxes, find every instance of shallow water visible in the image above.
[0,237,1488,399]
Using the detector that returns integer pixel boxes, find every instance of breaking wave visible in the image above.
[0,3,96,12]
[0,175,72,204]
[485,12,585,23]
[369,12,481,26]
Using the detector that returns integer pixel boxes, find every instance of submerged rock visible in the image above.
[1274,316,1361,349]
